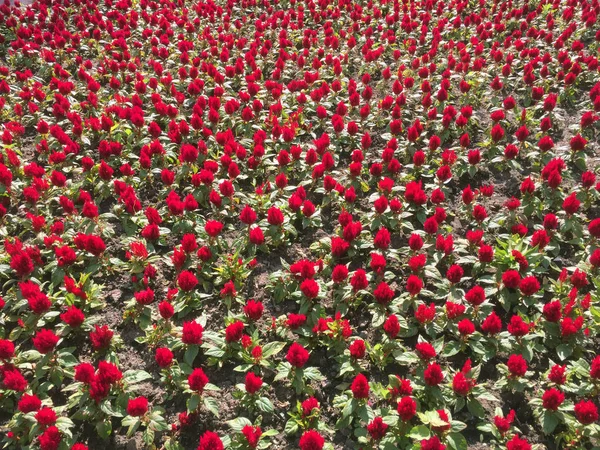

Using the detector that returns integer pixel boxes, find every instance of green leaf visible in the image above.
[96,419,112,440]
[187,394,200,413]
[542,411,559,435]
[467,398,486,418]
[203,396,220,417]
[556,344,573,361]
[408,425,431,440]
[284,419,299,435]
[228,417,253,432]
[123,370,152,384]
[261,341,286,358]
[184,345,199,366]
[447,432,468,450]
[256,397,274,413]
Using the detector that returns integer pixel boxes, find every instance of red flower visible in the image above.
[60,305,85,328]
[507,354,528,377]
[178,271,198,292]
[38,426,61,450]
[301,397,320,417]
[575,400,599,424]
[452,372,473,396]
[239,205,257,225]
[300,278,320,298]
[286,343,309,368]
[481,312,502,335]
[502,270,521,289]
[197,431,224,450]
[155,348,173,368]
[127,396,148,417]
[457,319,475,336]
[350,373,370,399]
[32,329,59,354]
[494,410,515,434]
[332,265,349,283]
[367,416,388,440]
[373,227,391,249]
[397,396,417,421]
[373,282,394,305]
[35,406,57,426]
[241,425,261,449]
[446,264,464,284]
[188,368,209,392]
[519,276,540,296]
[383,315,400,338]
[507,316,530,337]
[415,303,436,324]
[562,192,581,215]
[245,372,263,394]
[406,275,423,296]
[225,321,244,343]
[249,227,264,245]
[349,340,366,359]
[18,393,42,413]
[182,321,203,345]
[464,286,485,306]
[90,325,113,350]
[74,363,95,383]
[299,430,324,450]
[542,388,564,410]
[421,436,446,450]
[506,435,531,450]
[243,299,264,321]
[205,220,223,237]
[424,363,444,386]
[415,342,436,360]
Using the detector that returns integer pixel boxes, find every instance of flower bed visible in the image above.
[0,0,599,448]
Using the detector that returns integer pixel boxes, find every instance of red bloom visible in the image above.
[542,388,564,410]
[507,354,528,377]
[188,368,209,392]
[243,299,264,321]
[415,342,436,360]
[481,312,503,335]
[18,393,42,413]
[90,325,113,350]
[397,396,417,421]
[446,265,464,284]
[225,321,244,343]
[286,343,309,368]
[241,425,261,449]
[383,314,400,338]
[300,278,319,299]
[502,270,521,289]
[424,363,444,386]
[205,220,223,237]
[575,400,599,425]
[38,426,61,450]
[155,348,173,368]
[60,305,85,327]
[373,282,394,305]
[350,373,370,399]
[32,329,59,354]
[506,436,531,450]
[197,431,224,450]
[406,275,423,296]
[519,276,540,296]
[127,396,148,417]
[182,321,203,345]
[421,436,446,450]
[367,416,388,441]
[178,271,198,292]
[245,372,263,394]
[299,430,324,450]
